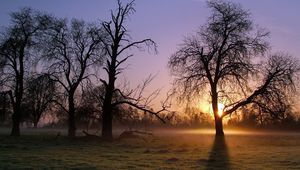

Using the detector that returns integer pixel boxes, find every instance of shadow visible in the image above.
[206,136,230,170]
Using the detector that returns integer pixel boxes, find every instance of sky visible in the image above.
[1,0,300,109]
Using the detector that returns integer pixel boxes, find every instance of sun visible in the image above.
[207,102,225,117]
[217,103,224,117]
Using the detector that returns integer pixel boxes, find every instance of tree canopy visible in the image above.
[169,0,300,135]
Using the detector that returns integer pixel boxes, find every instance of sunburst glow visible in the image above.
[217,103,224,117]
[207,102,225,117]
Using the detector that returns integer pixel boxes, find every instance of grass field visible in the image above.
[0,128,300,169]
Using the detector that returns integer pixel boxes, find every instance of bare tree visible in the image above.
[0,8,54,136]
[99,0,170,140]
[41,18,105,137]
[169,1,299,135]
[23,73,56,128]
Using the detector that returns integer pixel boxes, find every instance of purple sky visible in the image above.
[1,0,300,106]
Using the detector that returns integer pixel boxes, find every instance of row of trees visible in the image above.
[1,0,299,137]
[0,0,170,140]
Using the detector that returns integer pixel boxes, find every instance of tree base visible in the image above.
[215,117,224,136]
[215,130,224,136]
[10,124,20,137]
[68,129,76,138]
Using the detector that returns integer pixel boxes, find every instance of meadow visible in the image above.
[0,128,300,169]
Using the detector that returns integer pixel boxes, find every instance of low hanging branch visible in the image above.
[222,54,300,118]
[110,77,172,124]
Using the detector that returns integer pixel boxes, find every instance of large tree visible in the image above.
[169,1,299,135]
[41,18,105,137]
[100,0,168,140]
[0,8,53,136]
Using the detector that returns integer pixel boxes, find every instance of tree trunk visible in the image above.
[11,89,22,136]
[101,87,114,141]
[1,95,6,123]
[102,105,113,141]
[68,94,76,138]
[211,85,224,136]
[101,45,117,141]
[11,47,25,136]
[101,67,116,141]
[33,121,38,128]
[11,110,20,136]
[33,114,39,128]
[11,100,21,136]
[215,116,224,136]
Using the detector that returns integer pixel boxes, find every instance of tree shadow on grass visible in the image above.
[206,136,230,170]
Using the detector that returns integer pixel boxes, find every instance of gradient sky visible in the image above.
[1,0,300,107]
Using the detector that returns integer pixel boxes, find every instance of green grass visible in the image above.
[0,129,300,169]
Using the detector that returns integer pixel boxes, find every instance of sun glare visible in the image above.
[217,103,224,117]
[208,102,225,117]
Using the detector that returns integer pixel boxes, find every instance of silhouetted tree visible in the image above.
[169,1,299,135]
[41,18,105,137]
[0,8,54,136]
[23,73,56,128]
[99,0,168,140]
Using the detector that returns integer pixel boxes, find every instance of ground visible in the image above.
[0,128,300,169]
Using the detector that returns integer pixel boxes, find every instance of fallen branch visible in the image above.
[118,130,153,141]
[82,130,101,138]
